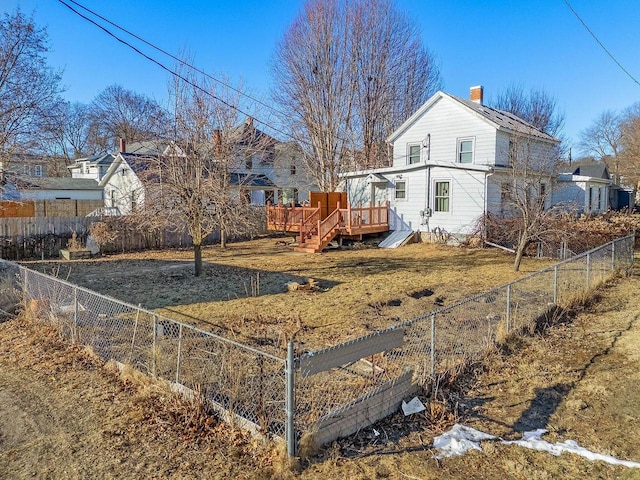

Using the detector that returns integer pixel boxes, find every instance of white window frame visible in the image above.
[432,179,451,213]
[457,137,475,164]
[34,165,43,177]
[408,144,421,165]
[394,179,407,201]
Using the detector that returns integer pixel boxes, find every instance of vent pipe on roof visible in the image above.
[119,138,126,153]
[470,85,484,105]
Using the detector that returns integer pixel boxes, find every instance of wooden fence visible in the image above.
[0,216,221,260]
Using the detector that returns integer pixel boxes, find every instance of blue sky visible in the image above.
[4,0,640,153]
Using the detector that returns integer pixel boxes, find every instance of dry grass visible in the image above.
[23,237,556,351]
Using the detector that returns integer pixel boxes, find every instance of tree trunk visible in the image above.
[194,243,202,277]
[220,229,227,249]
[513,234,528,272]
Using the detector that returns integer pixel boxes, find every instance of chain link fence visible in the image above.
[2,233,635,456]
[17,266,287,438]
[292,234,635,451]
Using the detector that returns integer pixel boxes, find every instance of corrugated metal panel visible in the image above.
[378,229,414,248]
[309,369,417,448]
[299,328,403,377]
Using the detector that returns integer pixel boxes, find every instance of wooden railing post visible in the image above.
[299,220,304,244]
[347,202,352,230]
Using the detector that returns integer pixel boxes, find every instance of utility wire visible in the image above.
[61,0,288,119]
[56,0,298,144]
[564,0,640,87]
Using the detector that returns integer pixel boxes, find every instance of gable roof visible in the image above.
[570,163,610,179]
[388,91,559,144]
[68,153,115,170]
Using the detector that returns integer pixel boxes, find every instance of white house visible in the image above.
[554,163,611,215]
[341,86,600,238]
[227,118,318,205]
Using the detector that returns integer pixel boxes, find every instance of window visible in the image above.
[23,165,29,175]
[458,138,474,163]
[597,187,603,210]
[408,145,421,164]
[434,181,450,212]
[290,157,296,175]
[588,186,594,211]
[394,180,406,200]
[110,190,116,207]
[245,155,253,169]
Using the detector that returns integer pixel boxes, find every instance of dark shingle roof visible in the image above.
[448,94,559,143]
[572,163,610,179]
[229,173,276,188]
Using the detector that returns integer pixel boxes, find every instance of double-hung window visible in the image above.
[434,181,450,212]
[395,180,406,200]
[458,138,474,164]
[408,145,421,164]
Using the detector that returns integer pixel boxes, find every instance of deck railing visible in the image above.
[299,206,321,245]
[342,201,389,232]
[266,203,318,232]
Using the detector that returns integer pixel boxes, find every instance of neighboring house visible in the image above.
[227,118,318,205]
[554,163,612,214]
[1,153,69,179]
[342,86,567,238]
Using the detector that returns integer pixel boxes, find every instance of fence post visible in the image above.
[553,266,558,305]
[286,340,296,457]
[73,286,78,343]
[175,324,183,384]
[506,284,511,334]
[611,240,616,271]
[430,314,436,376]
[586,253,591,290]
[152,314,158,377]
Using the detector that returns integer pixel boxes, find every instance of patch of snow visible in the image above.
[433,424,640,468]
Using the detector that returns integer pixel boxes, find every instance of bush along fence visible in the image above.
[5,233,635,457]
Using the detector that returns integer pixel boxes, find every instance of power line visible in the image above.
[564,0,640,87]
[62,0,288,120]
[56,0,298,143]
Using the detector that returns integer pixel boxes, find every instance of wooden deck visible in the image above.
[267,201,390,253]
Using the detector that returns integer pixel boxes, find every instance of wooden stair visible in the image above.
[294,206,342,253]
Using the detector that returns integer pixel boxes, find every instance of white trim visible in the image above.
[394,178,407,201]
[457,137,475,164]
[432,177,452,214]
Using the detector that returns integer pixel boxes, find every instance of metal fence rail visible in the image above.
[3,233,635,457]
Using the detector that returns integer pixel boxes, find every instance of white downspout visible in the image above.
[484,171,494,242]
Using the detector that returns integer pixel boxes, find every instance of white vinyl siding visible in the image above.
[391,95,497,167]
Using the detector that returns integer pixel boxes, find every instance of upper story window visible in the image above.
[34,165,43,177]
[408,144,421,164]
[458,138,474,164]
[23,165,29,175]
[394,180,406,200]
[245,155,253,169]
[290,157,296,175]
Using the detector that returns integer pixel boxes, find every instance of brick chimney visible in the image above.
[119,138,126,153]
[213,129,222,155]
[470,85,484,105]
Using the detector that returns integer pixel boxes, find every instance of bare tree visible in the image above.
[88,84,168,152]
[272,0,441,189]
[0,9,63,164]
[493,84,565,140]
[143,66,269,276]
[42,101,99,162]
[619,102,640,191]
[578,109,623,183]
[495,130,563,271]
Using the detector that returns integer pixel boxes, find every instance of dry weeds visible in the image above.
[23,237,556,352]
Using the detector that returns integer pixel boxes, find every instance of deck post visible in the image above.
[299,220,304,244]
[347,202,352,230]
[369,201,372,227]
